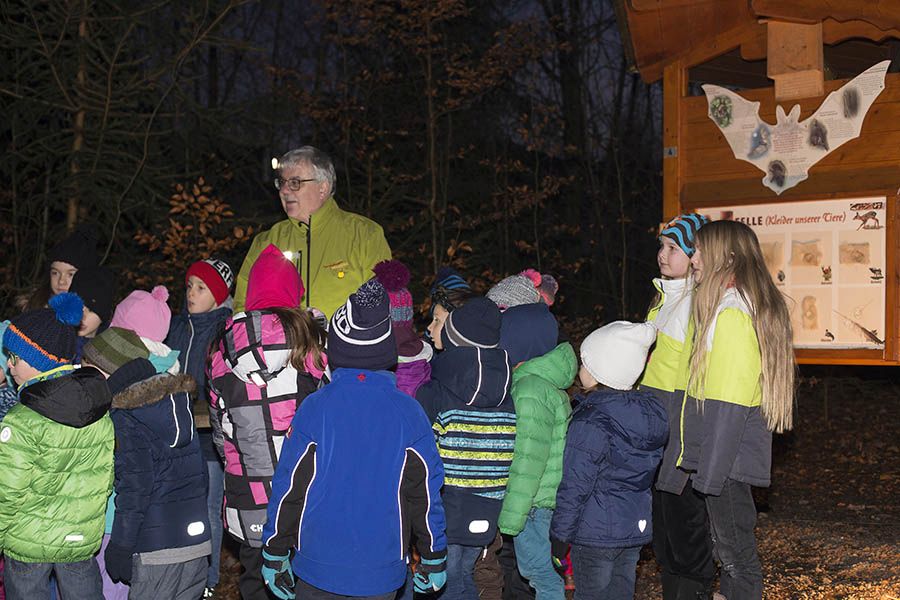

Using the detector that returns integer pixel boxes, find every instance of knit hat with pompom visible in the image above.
[373,260,424,358]
[3,292,84,371]
[487,269,543,311]
[109,285,172,342]
[327,278,397,371]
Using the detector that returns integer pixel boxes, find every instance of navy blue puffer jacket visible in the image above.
[108,359,211,554]
[550,388,667,548]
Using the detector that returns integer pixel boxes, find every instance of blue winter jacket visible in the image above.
[165,305,231,390]
[416,345,515,547]
[166,304,231,460]
[108,360,211,555]
[263,369,447,597]
[551,388,667,548]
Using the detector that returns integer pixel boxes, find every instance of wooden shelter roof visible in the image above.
[615,0,900,83]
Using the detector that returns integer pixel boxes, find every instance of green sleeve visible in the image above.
[233,234,266,313]
[498,387,553,535]
[363,225,392,269]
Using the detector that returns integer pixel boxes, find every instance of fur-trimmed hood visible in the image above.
[111,373,197,449]
[111,373,195,410]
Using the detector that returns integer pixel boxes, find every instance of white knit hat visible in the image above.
[580,321,657,390]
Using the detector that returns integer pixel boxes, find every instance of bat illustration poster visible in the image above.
[703,61,891,194]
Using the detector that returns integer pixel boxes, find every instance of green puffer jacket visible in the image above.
[498,343,577,535]
[0,367,114,563]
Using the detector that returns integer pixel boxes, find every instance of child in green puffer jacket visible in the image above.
[0,293,114,599]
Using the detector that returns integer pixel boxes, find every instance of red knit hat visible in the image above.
[186,259,234,305]
[245,245,305,310]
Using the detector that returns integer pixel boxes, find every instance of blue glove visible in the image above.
[261,550,295,600]
[413,555,447,593]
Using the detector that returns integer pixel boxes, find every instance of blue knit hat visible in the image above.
[3,292,84,372]
[660,213,709,257]
[441,296,501,349]
[328,278,397,371]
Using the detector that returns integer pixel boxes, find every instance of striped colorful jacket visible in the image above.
[207,310,319,547]
[416,345,515,546]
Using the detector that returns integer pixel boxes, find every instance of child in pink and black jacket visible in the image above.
[207,244,326,600]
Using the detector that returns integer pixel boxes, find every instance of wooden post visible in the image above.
[767,20,824,102]
[662,60,685,222]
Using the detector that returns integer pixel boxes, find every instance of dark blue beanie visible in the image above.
[440,297,501,349]
[328,278,397,371]
[498,303,559,366]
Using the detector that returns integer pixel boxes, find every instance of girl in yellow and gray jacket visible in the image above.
[679,220,794,600]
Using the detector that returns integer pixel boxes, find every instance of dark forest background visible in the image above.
[0,0,664,333]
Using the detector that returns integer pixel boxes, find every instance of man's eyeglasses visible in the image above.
[274,177,317,192]
[6,351,19,366]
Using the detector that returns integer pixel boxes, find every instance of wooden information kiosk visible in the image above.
[616,1,900,365]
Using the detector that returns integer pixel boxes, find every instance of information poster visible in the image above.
[703,197,886,349]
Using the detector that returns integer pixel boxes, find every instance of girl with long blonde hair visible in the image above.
[682,219,795,599]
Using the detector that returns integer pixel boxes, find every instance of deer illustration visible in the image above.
[854,211,880,230]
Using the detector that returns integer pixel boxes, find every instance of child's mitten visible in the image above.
[261,550,295,600]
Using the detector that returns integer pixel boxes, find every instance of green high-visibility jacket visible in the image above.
[233,197,392,318]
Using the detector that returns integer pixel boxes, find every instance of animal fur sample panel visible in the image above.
[701,198,887,349]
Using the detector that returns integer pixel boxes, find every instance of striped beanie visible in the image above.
[3,292,83,372]
[328,278,397,371]
[83,327,150,375]
[441,296,501,349]
[660,213,709,257]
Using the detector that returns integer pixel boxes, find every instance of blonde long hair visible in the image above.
[688,220,795,432]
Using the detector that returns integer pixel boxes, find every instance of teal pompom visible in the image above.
[50,292,85,326]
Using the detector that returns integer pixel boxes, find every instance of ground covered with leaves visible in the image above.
[217,370,900,599]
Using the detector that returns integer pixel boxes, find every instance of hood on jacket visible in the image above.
[429,346,511,407]
[499,303,559,366]
[220,311,292,386]
[19,366,112,428]
[580,388,668,452]
[110,361,197,449]
[513,342,577,391]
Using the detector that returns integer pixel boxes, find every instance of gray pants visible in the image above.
[704,479,763,600]
[128,556,207,600]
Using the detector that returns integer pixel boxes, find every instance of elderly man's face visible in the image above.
[279,163,329,223]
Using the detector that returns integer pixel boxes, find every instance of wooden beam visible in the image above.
[663,60,686,221]
[822,18,900,45]
[767,20,824,101]
[751,0,900,32]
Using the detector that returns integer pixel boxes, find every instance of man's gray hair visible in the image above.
[278,146,336,196]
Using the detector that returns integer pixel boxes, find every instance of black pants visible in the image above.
[652,480,717,600]
[238,543,274,600]
[498,534,535,600]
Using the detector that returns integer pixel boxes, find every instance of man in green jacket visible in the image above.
[233,146,392,317]
[0,293,114,599]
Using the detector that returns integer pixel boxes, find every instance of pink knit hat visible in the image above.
[372,259,422,357]
[245,244,305,311]
[109,285,171,342]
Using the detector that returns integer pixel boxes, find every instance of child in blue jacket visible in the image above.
[261,279,447,599]
[550,321,667,600]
